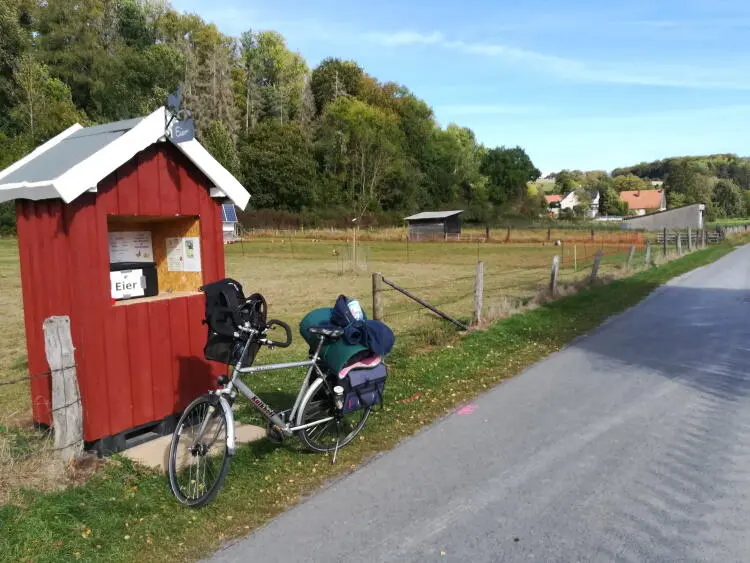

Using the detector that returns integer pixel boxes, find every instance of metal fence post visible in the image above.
[676,232,682,256]
[473,261,484,326]
[688,227,693,251]
[372,272,383,321]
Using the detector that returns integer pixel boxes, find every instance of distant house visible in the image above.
[222,203,240,243]
[544,194,562,217]
[619,189,666,216]
[650,180,664,188]
[404,210,463,241]
[560,189,600,218]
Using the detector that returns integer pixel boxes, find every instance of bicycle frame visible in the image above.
[200,330,334,455]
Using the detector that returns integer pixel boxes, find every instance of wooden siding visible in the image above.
[15,142,226,442]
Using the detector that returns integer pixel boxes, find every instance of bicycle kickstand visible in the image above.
[332,421,341,465]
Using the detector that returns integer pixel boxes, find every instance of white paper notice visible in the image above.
[166,237,202,272]
[108,231,153,263]
[166,237,184,271]
[182,237,201,272]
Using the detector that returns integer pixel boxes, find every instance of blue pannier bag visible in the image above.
[340,361,388,414]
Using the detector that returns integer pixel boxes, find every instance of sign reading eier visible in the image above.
[110,269,145,299]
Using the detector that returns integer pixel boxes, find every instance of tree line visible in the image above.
[547,153,750,221]
[0,0,544,234]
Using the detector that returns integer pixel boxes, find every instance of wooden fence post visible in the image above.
[676,232,682,256]
[645,241,652,267]
[43,316,82,462]
[663,228,668,257]
[702,229,707,248]
[372,273,383,321]
[591,249,603,280]
[688,227,693,251]
[549,255,560,294]
[472,261,484,326]
[627,245,636,270]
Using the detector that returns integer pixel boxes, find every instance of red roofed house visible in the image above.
[544,194,562,216]
[619,189,666,216]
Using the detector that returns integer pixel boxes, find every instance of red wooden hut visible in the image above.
[0,107,250,454]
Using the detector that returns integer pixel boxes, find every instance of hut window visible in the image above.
[107,215,203,305]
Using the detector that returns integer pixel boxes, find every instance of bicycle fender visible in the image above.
[217,394,237,456]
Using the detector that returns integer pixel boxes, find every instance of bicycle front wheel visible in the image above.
[296,377,371,453]
[168,394,231,507]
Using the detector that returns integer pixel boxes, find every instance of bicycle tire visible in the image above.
[168,393,232,507]
[296,377,371,453]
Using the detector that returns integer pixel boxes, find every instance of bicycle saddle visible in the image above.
[308,326,344,339]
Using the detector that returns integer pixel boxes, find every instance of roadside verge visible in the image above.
[0,241,742,563]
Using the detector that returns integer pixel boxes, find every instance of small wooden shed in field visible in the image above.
[404,210,464,241]
[0,107,250,454]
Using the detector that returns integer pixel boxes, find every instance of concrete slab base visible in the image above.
[122,423,266,473]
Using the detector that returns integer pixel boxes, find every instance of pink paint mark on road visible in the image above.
[456,404,478,416]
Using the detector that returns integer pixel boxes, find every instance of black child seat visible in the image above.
[200,278,267,366]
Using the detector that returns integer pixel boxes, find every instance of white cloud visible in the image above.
[436,104,541,116]
[364,30,444,46]
[364,29,750,90]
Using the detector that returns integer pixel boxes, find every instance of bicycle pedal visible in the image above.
[266,424,284,444]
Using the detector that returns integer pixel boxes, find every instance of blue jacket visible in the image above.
[331,295,395,357]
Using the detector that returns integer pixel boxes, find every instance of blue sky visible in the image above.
[172,0,750,174]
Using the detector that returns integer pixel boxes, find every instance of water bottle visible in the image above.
[347,298,364,321]
[333,386,345,410]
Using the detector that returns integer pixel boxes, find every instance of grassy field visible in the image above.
[0,239,740,563]
[0,236,655,426]
[0,235,644,497]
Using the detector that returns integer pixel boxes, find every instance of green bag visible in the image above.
[299,308,368,375]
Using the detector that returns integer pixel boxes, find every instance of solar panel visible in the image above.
[222,204,238,223]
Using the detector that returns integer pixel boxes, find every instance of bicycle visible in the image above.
[167,287,378,508]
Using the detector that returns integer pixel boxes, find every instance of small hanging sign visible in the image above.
[110,269,146,299]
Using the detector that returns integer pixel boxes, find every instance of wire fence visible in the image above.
[373,228,717,331]
[0,365,83,466]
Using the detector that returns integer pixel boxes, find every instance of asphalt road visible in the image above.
[207,244,750,563]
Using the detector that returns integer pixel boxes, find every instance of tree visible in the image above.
[0,0,30,132]
[613,174,650,193]
[310,58,363,115]
[11,54,46,139]
[712,180,745,218]
[239,30,308,129]
[481,147,540,208]
[238,121,317,211]
[201,120,240,177]
[317,97,402,218]
[12,54,84,142]
[554,169,583,194]
[599,186,628,216]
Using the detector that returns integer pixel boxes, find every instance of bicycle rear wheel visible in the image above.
[168,394,231,507]
[296,377,371,453]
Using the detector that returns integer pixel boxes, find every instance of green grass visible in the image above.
[707,218,750,227]
[0,239,739,563]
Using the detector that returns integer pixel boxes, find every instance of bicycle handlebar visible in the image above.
[263,319,292,348]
